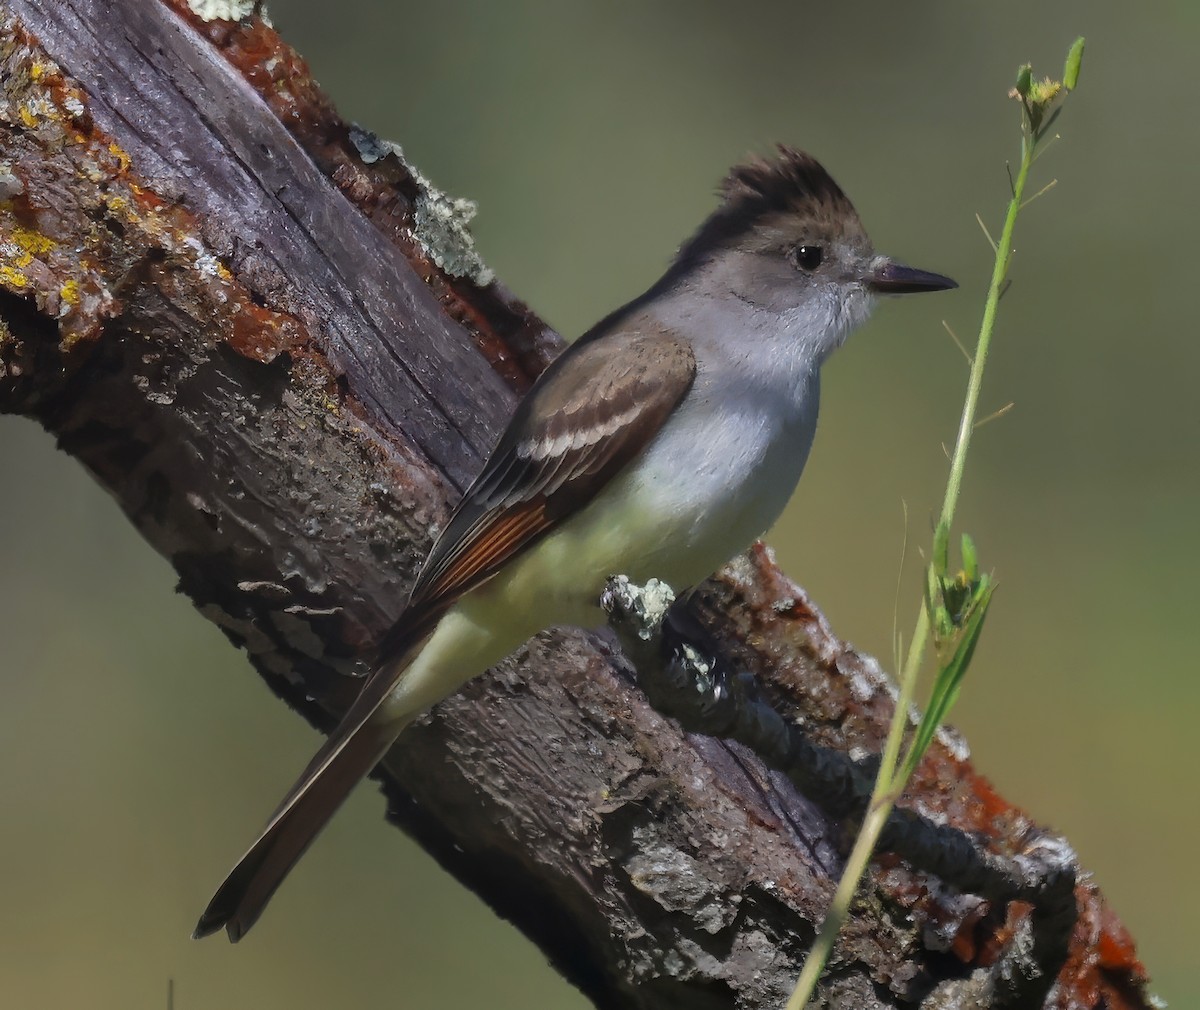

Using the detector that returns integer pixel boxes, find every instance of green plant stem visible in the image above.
[787,126,1039,1010]
[887,138,1034,795]
[939,141,1031,535]
[784,801,893,1010]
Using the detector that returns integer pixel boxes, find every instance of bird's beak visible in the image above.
[867,258,957,294]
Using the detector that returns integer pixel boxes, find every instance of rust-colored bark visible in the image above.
[0,2,1150,1008]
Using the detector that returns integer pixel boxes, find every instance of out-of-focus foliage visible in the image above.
[1,3,1193,1008]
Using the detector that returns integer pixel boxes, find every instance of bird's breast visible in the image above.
[576,367,821,591]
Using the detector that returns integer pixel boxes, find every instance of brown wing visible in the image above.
[377,327,695,661]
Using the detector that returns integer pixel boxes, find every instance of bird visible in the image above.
[194,145,956,941]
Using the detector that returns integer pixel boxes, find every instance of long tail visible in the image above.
[193,627,435,942]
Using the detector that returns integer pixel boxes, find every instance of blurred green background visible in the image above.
[1,2,1195,1007]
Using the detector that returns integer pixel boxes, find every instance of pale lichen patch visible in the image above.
[348,126,494,286]
[0,161,24,199]
[412,189,494,286]
[187,0,261,22]
[182,235,226,279]
[934,723,970,762]
[603,575,677,642]
[841,651,889,703]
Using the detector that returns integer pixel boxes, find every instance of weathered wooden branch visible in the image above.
[0,2,1151,1007]
[602,577,1081,1010]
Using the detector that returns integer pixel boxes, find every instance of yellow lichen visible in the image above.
[17,94,59,129]
[108,142,131,173]
[9,225,57,257]
[61,328,88,352]
[0,226,58,291]
[59,279,80,306]
[0,264,28,289]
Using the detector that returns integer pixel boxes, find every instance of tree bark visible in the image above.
[0,2,1151,1007]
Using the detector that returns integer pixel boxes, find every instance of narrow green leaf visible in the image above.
[932,521,950,574]
[1064,37,1085,91]
[901,581,996,781]
[925,565,948,640]
[1015,63,1033,97]
[961,533,978,581]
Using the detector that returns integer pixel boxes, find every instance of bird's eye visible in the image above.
[793,245,824,271]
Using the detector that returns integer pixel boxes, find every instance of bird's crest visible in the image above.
[674,145,866,267]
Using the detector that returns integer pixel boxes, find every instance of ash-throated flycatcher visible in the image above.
[195,146,956,941]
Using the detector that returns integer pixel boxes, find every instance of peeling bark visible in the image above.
[0,3,1152,1008]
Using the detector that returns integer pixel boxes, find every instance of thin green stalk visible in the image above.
[785,46,1078,1003]
[879,139,1033,802]
[784,802,892,1010]
[939,143,1030,535]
